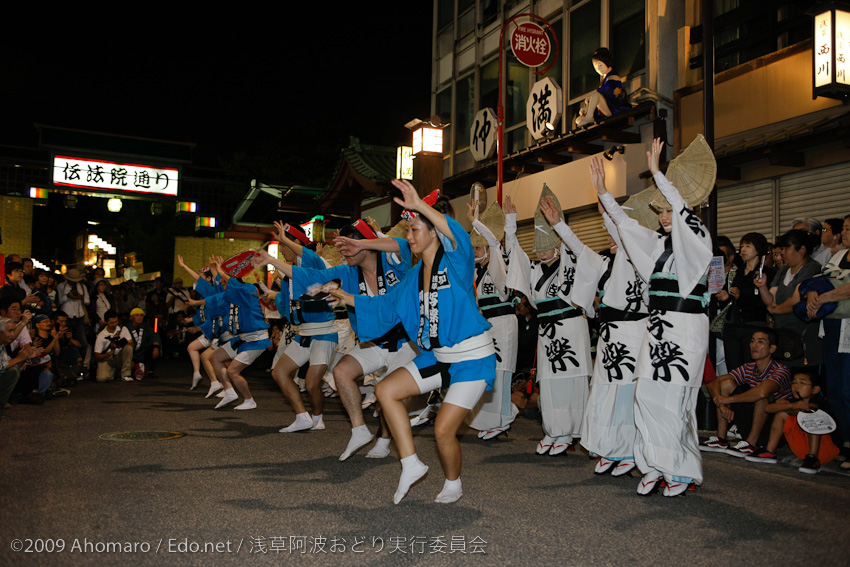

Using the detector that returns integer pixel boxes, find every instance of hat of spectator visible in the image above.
[533,184,564,253]
[130,307,145,316]
[470,201,505,248]
[65,268,84,282]
[650,134,717,210]
[33,314,50,324]
[621,187,661,231]
[92,278,106,287]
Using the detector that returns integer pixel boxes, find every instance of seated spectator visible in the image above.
[93,310,133,383]
[17,314,60,401]
[1,261,41,309]
[701,329,791,457]
[0,298,33,350]
[745,370,840,474]
[164,310,195,359]
[89,278,112,332]
[51,311,84,385]
[0,317,43,415]
[30,269,53,316]
[166,278,191,319]
[128,308,160,379]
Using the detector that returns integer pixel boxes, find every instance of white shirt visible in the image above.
[57,281,90,318]
[94,326,133,355]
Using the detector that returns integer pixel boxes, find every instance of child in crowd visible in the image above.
[745,370,840,474]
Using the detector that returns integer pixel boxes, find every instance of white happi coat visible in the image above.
[564,215,649,460]
[601,172,712,484]
[466,219,519,431]
[506,214,591,438]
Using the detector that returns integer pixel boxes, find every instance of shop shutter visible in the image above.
[778,162,850,232]
[716,179,775,246]
[567,208,608,253]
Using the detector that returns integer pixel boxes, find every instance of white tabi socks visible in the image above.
[393,454,429,505]
[434,477,463,504]
[214,388,239,409]
[279,412,313,433]
[339,425,374,461]
[204,381,223,399]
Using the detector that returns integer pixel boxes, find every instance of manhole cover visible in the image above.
[99,430,185,441]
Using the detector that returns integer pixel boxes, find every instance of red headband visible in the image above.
[351,219,377,239]
[401,189,440,221]
[284,223,312,246]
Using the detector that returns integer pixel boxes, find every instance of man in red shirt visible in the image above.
[700,329,791,457]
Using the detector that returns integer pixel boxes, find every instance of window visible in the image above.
[610,0,645,77]
[437,0,454,31]
[480,58,499,114]
[436,87,453,155]
[456,74,474,149]
[570,0,601,100]
[506,58,529,128]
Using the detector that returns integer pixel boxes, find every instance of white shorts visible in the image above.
[347,341,417,381]
[195,335,212,349]
[403,361,488,410]
[284,339,336,367]
[222,341,265,365]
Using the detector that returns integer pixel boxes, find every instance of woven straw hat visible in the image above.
[470,201,505,247]
[385,219,409,240]
[621,187,661,231]
[321,244,343,267]
[533,184,564,253]
[650,134,717,209]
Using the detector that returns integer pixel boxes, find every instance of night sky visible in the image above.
[1,4,434,172]
[1,6,434,270]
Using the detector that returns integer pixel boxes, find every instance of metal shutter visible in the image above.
[567,208,608,253]
[717,179,776,246]
[778,162,850,232]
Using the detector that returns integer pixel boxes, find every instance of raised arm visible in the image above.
[274,221,305,258]
[177,254,201,282]
[252,249,293,280]
[392,179,453,245]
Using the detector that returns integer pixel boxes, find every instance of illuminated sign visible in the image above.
[396,146,413,179]
[412,126,443,155]
[52,155,179,197]
[814,8,850,99]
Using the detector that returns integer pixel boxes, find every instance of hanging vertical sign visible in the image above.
[510,22,551,68]
[470,108,498,161]
[526,78,562,140]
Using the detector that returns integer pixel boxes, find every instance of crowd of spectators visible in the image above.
[0,254,202,417]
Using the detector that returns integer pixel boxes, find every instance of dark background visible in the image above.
[1,6,434,272]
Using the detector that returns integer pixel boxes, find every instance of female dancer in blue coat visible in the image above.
[331,179,496,505]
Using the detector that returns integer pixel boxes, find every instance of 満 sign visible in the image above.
[53,155,179,197]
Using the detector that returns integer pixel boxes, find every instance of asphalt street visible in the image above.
[2,359,849,567]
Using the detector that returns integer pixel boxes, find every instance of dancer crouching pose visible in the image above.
[331,179,496,504]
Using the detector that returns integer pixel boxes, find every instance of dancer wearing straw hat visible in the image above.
[596,137,714,497]
[505,185,592,456]
[465,198,519,440]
